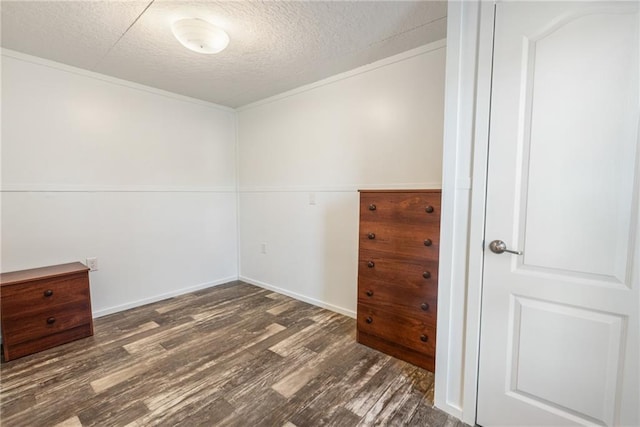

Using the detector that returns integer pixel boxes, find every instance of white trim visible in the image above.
[239,275,357,319]
[237,39,447,112]
[1,48,235,113]
[239,182,442,193]
[234,106,243,291]
[91,276,238,318]
[463,3,497,426]
[436,1,496,425]
[1,184,237,193]
[435,0,471,419]
[455,177,472,190]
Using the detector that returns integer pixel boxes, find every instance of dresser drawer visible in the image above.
[360,192,441,227]
[2,300,92,346]
[1,273,90,318]
[358,250,439,290]
[358,223,440,259]
[357,303,436,357]
[358,278,437,325]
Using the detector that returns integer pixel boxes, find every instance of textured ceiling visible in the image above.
[1,1,447,108]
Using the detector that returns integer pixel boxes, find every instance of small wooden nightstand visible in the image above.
[1,262,94,362]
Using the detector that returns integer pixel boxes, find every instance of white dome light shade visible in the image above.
[171,18,229,54]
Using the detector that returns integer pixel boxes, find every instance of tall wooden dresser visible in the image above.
[0,262,94,362]
[356,189,441,372]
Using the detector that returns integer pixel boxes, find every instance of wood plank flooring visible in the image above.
[1,281,465,426]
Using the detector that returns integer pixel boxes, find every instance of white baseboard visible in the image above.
[91,276,239,318]
[239,275,356,319]
[434,402,463,423]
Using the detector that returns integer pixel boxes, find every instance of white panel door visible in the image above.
[477,2,639,426]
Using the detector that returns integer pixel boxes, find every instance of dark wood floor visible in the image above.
[1,281,465,426]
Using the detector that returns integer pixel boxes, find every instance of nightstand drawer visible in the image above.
[2,300,92,346]
[4,324,94,362]
[1,273,90,318]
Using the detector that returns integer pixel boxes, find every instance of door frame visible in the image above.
[435,1,496,424]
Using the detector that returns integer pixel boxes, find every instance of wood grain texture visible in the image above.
[359,191,441,226]
[358,250,440,288]
[0,263,89,287]
[357,190,441,372]
[1,265,93,361]
[357,304,436,355]
[1,274,91,317]
[0,281,465,426]
[358,278,438,324]
[358,224,440,259]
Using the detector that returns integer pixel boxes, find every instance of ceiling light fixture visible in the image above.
[171,18,229,54]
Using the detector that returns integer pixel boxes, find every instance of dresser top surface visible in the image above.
[358,189,441,193]
[1,262,89,287]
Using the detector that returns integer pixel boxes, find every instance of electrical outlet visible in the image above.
[309,192,316,205]
[260,243,267,254]
[86,257,98,271]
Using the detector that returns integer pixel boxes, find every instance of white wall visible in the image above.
[1,36,461,420]
[237,41,446,316]
[1,51,238,316]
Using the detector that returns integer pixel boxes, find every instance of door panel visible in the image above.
[508,297,625,425]
[520,8,638,282]
[477,2,639,426]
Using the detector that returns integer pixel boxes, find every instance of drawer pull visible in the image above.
[366,290,374,297]
[424,239,432,246]
[46,317,56,325]
[44,289,54,297]
[425,205,434,213]
[368,204,377,211]
[421,303,429,311]
[365,316,373,324]
[367,261,375,268]
[420,334,428,342]
[422,271,431,279]
[368,233,376,240]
